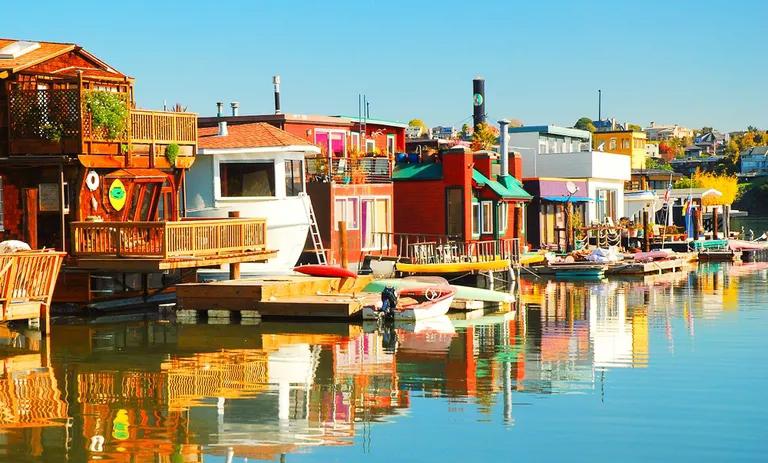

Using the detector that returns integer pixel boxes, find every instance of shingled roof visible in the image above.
[198,122,320,151]
[0,38,125,78]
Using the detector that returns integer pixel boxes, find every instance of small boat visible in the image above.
[364,278,514,303]
[293,264,357,279]
[395,259,510,274]
[362,286,456,320]
[633,249,675,262]
[547,262,608,279]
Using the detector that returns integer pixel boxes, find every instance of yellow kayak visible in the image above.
[396,259,511,274]
[520,253,547,266]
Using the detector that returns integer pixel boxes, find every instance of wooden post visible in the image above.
[723,205,730,238]
[642,210,650,252]
[59,163,67,252]
[24,188,38,249]
[566,201,574,252]
[693,207,700,240]
[229,211,241,280]
[712,207,719,240]
[339,220,348,270]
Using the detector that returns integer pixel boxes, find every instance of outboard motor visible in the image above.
[379,286,398,319]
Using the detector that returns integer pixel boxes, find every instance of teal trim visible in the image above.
[472,170,532,199]
[393,163,443,180]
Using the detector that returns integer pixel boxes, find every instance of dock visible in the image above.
[605,257,688,275]
[176,275,376,320]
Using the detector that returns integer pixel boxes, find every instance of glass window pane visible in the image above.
[221,162,275,197]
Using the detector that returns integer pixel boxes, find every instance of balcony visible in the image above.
[306,156,392,184]
[7,85,197,168]
[70,218,275,271]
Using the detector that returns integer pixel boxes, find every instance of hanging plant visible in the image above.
[165,143,180,166]
[40,122,64,142]
[84,91,129,140]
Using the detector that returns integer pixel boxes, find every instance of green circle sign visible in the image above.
[473,93,484,106]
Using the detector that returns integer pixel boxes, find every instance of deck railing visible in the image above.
[70,218,267,259]
[362,232,520,265]
[0,251,66,319]
[306,157,392,184]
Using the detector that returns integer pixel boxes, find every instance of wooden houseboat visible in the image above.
[0,39,274,304]
[186,120,320,271]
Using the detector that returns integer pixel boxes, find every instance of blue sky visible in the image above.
[4,0,766,131]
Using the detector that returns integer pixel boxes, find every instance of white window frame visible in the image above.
[609,138,617,150]
[334,196,359,230]
[315,129,348,157]
[351,132,360,151]
[386,134,396,156]
[360,195,391,251]
[498,202,508,233]
[481,201,494,234]
[215,159,278,199]
[365,139,376,154]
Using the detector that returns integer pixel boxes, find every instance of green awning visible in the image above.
[472,170,532,200]
[392,162,443,180]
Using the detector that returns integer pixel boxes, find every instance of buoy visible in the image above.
[86,171,99,191]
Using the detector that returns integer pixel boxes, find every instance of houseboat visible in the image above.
[186,119,320,271]
[0,39,274,305]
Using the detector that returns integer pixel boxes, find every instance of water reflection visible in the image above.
[0,264,764,461]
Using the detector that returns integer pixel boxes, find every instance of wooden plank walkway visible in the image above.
[176,275,375,319]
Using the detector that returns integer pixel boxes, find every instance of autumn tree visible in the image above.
[574,117,596,132]
[408,119,427,137]
[628,123,642,131]
[471,122,499,151]
[459,123,472,140]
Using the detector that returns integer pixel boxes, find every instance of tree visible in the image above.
[628,123,642,131]
[471,122,499,151]
[574,117,595,132]
[408,119,427,137]
[647,157,672,171]
[459,123,472,140]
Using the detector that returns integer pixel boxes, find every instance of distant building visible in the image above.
[645,143,660,159]
[592,130,648,170]
[693,131,726,155]
[430,125,458,140]
[644,122,694,141]
[406,125,424,139]
[670,156,724,176]
[739,146,768,177]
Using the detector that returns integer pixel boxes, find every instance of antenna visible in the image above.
[566,181,579,195]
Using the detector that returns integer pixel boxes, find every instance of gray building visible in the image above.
[740,146,768,177]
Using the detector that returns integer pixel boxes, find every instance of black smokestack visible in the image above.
[273,75,281,114]
[473,76,486,130]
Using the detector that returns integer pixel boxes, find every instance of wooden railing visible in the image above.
[0,251,66,320]
[130,109,197,145]
[307,157,392,184]
[70,218,267,259]
[362,232,520,265]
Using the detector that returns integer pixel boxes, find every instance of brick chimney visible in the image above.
[508,151,523,180]
[473,151,493,179]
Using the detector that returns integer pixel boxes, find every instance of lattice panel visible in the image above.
[8,88,81,140]
[81,90,130,142]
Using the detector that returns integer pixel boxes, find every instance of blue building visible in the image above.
[740,146,768,177]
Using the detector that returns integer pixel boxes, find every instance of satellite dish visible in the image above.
[566,181,579,195]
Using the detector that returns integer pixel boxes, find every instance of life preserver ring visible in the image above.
[86,171,100,191]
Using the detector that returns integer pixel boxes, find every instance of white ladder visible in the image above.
[302,193,327,265]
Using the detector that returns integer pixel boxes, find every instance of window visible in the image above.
[284,159,304,196]
[597,189,618,223]
[550,138,559,153]
[351,132,360,150]
[334,197,359,230]
[539,138,548,154]
[220,162,275,197]
[315,130,346,157]
[446,188,463,236]
[472,201,481,238]
[366,139,376,154]
[609,138,617,150]
[622,139,630,149]
[498,202,508,233]
[361,198,390,249]
[481,201,493,234]
[387,135,396,156]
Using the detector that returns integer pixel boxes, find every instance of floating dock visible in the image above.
[605,257,688,275]
[176,275,376,319]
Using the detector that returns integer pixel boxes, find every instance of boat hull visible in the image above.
[396,259,510,274]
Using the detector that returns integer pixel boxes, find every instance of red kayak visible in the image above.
[294,264,357,279]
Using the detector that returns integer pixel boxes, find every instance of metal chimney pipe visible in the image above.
[498,119,510,177]
[218,121,228,137]
[216,101,223,117]
[230,102,239,117]
[273,75,281,114]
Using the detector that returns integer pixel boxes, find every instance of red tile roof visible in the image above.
[198,122,318,150]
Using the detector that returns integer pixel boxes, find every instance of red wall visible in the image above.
[393,180,445,235]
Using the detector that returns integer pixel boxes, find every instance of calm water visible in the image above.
[1,263,767,462]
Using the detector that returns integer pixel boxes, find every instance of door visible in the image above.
[445,188,464,238]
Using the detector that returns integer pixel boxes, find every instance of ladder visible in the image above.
[302,193,327,265]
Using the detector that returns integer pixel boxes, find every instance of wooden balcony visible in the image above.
[307,156,392,184]
[6,85,197,168]
[70,218,276,271]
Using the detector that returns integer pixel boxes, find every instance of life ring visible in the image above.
[86,171,100,191]
[425,288,439,301]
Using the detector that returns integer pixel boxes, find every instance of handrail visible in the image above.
[361,232,520,265]
[70,219,267,259]
[307,157,393,184]
[0,251,66,319]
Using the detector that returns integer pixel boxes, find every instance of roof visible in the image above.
[507,125,591,140]
[0,38,124,78]
[741,146,768,157]
[473,170,532,200]
[335,115,408,128]
[198,113,353,128]
[198,122,319,150]
[392,162,443,180]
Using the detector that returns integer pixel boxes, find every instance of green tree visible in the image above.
[628,123,642,131]
[646,157,672,171]
[574,117,596,132]
[408,119,427,136]
[459,123,472,140]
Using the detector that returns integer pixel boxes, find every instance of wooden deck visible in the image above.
[70,218,275,271]
[605,257,689,275]
[176,275,375,319]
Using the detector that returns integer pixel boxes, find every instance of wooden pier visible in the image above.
[176,275,376,319]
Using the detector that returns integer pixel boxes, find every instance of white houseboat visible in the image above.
[186,121,320,271]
